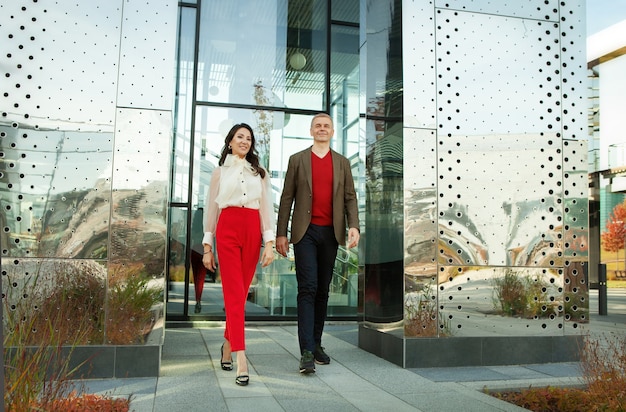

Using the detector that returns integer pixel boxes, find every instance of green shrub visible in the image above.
[405,283,451,337]
[491,269,551,318]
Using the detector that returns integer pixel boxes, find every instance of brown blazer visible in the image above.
[277,147,359,245]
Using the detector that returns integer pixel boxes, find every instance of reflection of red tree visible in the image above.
[601,200,626,252]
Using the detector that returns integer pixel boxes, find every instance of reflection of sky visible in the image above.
[7,129,112,196]
[7,2,122,131]
[587,0,626,35]
[439,134,562,264]
[3,0,176,131]
[437,10,557,136]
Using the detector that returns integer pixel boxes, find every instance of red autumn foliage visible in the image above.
[490,334,626,411]
[31,392,131,412]
[601,201,626,252]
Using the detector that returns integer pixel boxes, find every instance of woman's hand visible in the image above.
[202,248,216,271]
[260,242,275,267]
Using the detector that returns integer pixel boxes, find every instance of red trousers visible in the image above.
[216,207,261,352]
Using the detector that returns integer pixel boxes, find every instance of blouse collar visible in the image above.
[224,154,254,172]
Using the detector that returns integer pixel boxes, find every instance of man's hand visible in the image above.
[276,236,289,257]
[347,228,360,248]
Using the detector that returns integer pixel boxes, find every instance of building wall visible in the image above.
[587,20,626,247]
[0,0,178,377]
[360,0,589,367]
[1,0,591,373]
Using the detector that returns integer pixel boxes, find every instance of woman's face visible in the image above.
[230,127,252,159]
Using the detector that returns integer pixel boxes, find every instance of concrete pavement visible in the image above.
[77,289,626,411]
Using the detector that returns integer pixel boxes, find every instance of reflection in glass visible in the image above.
[2,0,175,351]
[0,125,112,258]
[197,0,328,111]
[438,266,566,337]
[404,128,437,336]
[363,0,404,324]
[399,0,589,342]
[364,119,404,323]
[4,259,107,345]
[167,207,189,316]
[171,6,197,204]
[181,106,362,318]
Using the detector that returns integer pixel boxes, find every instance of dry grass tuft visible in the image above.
[490,333,626,411]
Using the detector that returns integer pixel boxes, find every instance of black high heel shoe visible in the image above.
[235,374,249,386]
[220,343,233,371]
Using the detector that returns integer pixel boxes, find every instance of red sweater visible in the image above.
[311,151,333,226]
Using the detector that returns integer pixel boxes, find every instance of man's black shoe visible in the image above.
[299,350,315,374]
[314,345,330,365]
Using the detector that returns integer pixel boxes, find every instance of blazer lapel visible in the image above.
[331,150,340,195]
[303,147,313,192]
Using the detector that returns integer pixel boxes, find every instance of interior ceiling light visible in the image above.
[289,19,306,70]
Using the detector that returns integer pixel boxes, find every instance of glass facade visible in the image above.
[167,0,364,320]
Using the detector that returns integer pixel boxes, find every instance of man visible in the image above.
[276,113,360,374]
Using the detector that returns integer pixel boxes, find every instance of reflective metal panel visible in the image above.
[117,0,178,110]
[3,258,107,344]
[434,0,560,21]
[563,139,589,333]
[439,266,565,336]
[0,125,112,258]
[563,140,588,260]
[558,0,587,141]
[404,129,437,273]
[107,108,169,343]
[365,0,402,118]
[563,261,588,332]
[109,108,170,270]
[2,0,175,348]
[404,128,438,336]
[436,9,561,136]
[402,0,436,129]
[364,118,404,323]
[438,134,563,267]
[0,0,120,132]
[400,1,589,341]
[363,0,404,324]
[436,9,564,267]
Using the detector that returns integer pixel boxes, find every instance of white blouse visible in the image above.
[202,154,275,249]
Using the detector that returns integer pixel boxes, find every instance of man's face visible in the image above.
[310,116,334,143]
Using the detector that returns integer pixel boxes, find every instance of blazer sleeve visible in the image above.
[277,154,297,238]
[343,156,360,231]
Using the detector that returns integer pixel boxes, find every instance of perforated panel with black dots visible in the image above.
[1,0,176,345]
[403,0,588,337]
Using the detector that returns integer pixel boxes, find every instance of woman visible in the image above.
[202,123,275,386]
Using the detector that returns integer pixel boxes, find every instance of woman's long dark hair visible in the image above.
[218,123,265,178]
